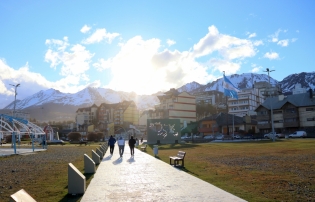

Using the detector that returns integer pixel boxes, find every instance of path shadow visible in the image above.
[127,156,135,164]
[59,193,83,202]
[112,157,123,165]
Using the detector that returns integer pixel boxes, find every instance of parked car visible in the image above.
[40,139,65,145]
[232,134,241,139]
[289,131,307,138]
[243,134,254,139]
[193,134,202,139]
[264,132,279,139]
[181,135,189,140]
[215,134,224,140]
[204,135,214,139]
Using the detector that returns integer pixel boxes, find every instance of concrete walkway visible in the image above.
[81,143,246,202]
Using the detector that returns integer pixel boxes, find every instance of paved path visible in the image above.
[81,143,246,202]
[0,144,46,156]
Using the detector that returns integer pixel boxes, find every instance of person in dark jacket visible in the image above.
[128,136,136,156]
[108,135,116,155]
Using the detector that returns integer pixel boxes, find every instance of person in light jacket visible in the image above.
[108,135,116,155]
[117,136,125,157]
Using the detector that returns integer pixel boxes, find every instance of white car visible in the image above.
[204,135,214,139]
[264,132,279,139]
[215,134,224,140]
[289,131,307,138]
[232,134,241,139]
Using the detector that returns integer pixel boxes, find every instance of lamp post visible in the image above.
[10,83,20,117]
[263,68,276,142]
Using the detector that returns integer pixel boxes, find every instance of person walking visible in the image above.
[117,136,125,157]
[108,135,116,155]
[135,138,139,147]
[129,136,136,156]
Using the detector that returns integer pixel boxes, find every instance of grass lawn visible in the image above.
[1,139,314,201]
[0,143,105,202]
[144,139,315,202]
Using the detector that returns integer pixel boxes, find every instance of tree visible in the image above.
[67,132,81,141]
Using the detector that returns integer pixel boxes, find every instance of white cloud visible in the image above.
[269,29,282,43]
[166,39,176,46]
[192,25,257,60]
[96,36,211,94]
[248,32,256,38]
[82,28,120,44]
[277,39,289,47]
[208,58,241,75]
[291,38,298,42]
[264,52,279,60]
[45,37,94,78]
[253,40,263,46]
[80,25,91,33]
[250,64,262,73]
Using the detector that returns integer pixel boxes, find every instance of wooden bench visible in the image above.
[169,151,186,167]
[140,144,147,151]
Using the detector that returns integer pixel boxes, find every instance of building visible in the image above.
[75,101,139,137]
[292,83,308,95]
[198,113,257,136]
[98,101,139,127]
[147,88,196,127]
[227,87,265,117]
[255,90,315,135]
[75,104,98,131]
[192,90,224,105]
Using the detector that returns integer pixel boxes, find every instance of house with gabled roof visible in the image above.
[198,113,257,136]
[255,90,315,135]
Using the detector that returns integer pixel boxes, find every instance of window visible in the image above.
[307,118,315,121]
[284,118,297,122]
[274,120,283,123]
[259,111,267,115]
[285,108,296,113]
[273,110,282,114]
[306,108,314,111]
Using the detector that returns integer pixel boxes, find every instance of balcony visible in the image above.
[256,115,270,121]
[283,113,299,119]
[257,123,271,129]
[283,122,299,128]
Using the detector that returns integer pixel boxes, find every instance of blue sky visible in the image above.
[1,0,315,108]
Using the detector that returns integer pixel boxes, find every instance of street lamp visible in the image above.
[10,83,20,117]
[263,68,275,85]
[263,68,276,142]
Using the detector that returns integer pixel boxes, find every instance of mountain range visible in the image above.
[1,72,315,122]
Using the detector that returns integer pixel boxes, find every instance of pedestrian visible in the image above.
[117,136,125,157]
[141,137,143,143]
[135,138,139,147]
[129,136,136,156]
[108,135,116,155]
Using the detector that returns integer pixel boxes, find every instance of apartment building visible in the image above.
[192,90,224,105]
[227,87,265,117]
[75,100,139,134]
[146,88,196,127]
[255,90,315,134]
[75,104,98,130]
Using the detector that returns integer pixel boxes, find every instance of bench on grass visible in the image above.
[140,144,147,151]
[169,151,186,167]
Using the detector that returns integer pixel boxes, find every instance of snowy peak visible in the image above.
[177,81,203,93]
[279,72,315,93]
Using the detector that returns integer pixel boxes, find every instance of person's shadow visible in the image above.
[112,157,123,165]
[127,156,135,164]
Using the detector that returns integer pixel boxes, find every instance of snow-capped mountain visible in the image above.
[2,72,315,121]
[279,72,315,93]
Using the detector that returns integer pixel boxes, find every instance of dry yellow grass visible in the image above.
[146,139,315,202]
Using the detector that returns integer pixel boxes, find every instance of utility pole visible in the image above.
[263,68,276,142]
[10,83,20,117]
